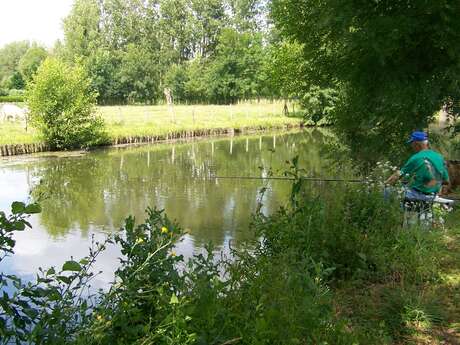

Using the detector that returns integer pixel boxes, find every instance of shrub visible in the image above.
[0,201,108,344]
[0,95,24,102]
[26,58,108,150]
[0,201,354,345]
[75,210,353,345]
[254,179,442,284]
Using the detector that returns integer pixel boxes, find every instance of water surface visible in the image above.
[0,129,338,287]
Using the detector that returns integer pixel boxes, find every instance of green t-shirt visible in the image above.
[400,149,449,194]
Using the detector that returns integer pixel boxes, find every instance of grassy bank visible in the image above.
[0,102,302,147]
[334,219,460,344]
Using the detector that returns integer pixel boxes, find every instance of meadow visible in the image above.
[0,101,302,146]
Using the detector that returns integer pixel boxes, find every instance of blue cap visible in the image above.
[407,131,428,143]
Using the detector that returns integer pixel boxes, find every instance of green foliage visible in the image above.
[26,58,108,149]
[158,0,196,63]
[0,42,47,92]
[83,49,122,104]
[264,40,306,100]
[0,95,25,103]
[18,45,48,82]
[59,0,275,105]
[263,40,338,122]
[164,64,189,103]
[271,0,460,159]
[117,44,161,104]
[183,58,209,103]
[0,201,108,344]
[3,70,25,90]
[62,0,102,59]
[0,41,29,90]
[255,158,441,284]
[74,211,353,345]
[206,29,268,103]
[299,86,337,125]
[0,200,352,344]
[75,209,194,344]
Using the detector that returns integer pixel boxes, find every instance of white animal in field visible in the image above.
[0,103,28,122]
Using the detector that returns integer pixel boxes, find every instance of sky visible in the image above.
[0,0,74,48]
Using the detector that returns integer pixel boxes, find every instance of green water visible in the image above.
[0,129,338,285]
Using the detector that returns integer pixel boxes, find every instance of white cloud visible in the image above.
[0,0,74,48]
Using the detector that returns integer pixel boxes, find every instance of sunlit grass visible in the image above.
[0,123,41,145]
[0,101,301,145]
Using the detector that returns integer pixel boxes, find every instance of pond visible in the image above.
[0,129,342,288]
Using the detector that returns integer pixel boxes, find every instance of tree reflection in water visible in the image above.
[0,129,343,283]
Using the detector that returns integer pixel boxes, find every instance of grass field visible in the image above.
[0,101,302,146]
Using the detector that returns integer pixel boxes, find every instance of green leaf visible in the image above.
[170,293,179,304]
[62,260,82,272]
[46,267,55,276]
[57,275,72,284]
[11,202,26,214]
[12,221,26,231]
[79,258,89,265]
[25,203,42,214]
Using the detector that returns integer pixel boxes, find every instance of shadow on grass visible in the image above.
[334,221,460,345]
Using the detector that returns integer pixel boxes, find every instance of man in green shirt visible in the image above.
[386,131,449,200]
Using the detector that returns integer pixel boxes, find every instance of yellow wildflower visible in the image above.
[135,238,144,244]
[170,251,176,257]
[97,315,102,321]
[161,226,168,234]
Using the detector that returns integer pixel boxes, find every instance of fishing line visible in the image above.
[211,176,367,183]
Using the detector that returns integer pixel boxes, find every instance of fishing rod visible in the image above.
[212,176,368,183]
[212,175,460,202]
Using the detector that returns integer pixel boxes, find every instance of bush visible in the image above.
[301,86,338,125]
[73,210,352,345]
[0,95,24,102]
[255,179,442,284]
[0,201,354,345]
[0,201,110,344]
[26,58,108,150]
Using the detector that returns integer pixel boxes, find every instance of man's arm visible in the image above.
[385,170,401,185]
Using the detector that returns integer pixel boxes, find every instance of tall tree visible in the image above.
[184,58,209,103]
[60,0,273,104]
[62,0,102,59]
[207,29,266,103]
[191,0,227,58]
[117,44,161,103]
[272,0,460,158]
[158,0,194,63]
[83,48,122,104]
[227,0,266,33]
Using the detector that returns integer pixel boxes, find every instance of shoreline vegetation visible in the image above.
[1,176,459,344]
[0,102,307,156]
